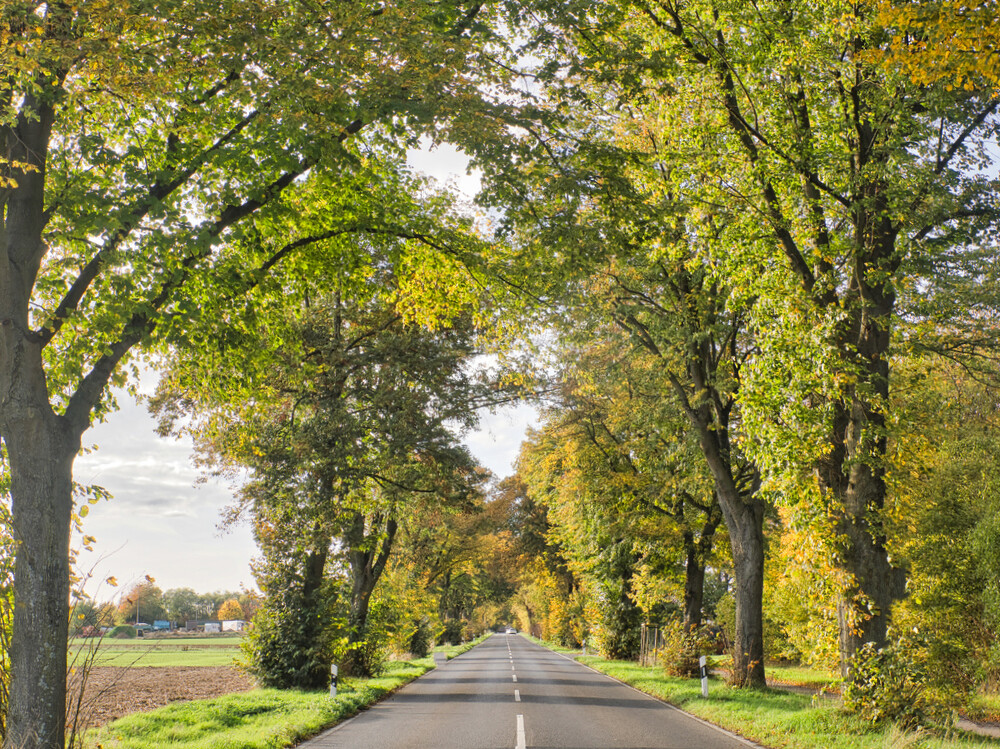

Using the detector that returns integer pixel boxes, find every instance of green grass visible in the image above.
[577,657,1000,749]
[523,634,579,654]
[73,649,239,668]
[87,658,434,749]
[435,633,490,660]
[762,663,842,690]
[967,692,1000,723]
[70,638,242,668]
[70,637,242,649]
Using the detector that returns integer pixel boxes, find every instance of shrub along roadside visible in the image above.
[577,658,1000,749]
[86,658,434,749]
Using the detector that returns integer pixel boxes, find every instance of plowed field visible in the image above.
[67,665,255,728]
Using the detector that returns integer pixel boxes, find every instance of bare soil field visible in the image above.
[67,665,255,728]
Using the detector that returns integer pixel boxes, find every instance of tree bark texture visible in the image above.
[1,354,79,748]
[2,88,79,749]
[667,333,767,688]
[818,193,902,676]
[717,491,766,688]
[682,535,706,631]
[683,418,766,687]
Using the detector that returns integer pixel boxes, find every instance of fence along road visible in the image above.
[300,634,759,749]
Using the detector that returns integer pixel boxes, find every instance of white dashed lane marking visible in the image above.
[515,714,526,749]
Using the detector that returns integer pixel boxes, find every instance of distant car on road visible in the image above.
[505,627,517,634]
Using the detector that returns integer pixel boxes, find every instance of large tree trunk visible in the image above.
[2,88,79,749]
[830,396,897,677]
[718,493,766,688]
[2,371,79,749]
[671,369,767,688]
[821,204,902,677]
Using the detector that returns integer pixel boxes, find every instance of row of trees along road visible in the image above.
[1,0,1000,744]
[470,0,1000,688]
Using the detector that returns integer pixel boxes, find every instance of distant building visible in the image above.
[185,619,224,633]
[153,620,171,631]
[222,620,245,632]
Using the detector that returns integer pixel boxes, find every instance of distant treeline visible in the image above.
[72,581,260,632]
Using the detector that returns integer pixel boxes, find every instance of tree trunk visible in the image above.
[674,375,767,688]
[719,493,766,687]
[682,535,706,631]
[681,504,721,631]
[302,544,328,605]
[2,376,79,749]
[2,79,80,749]
[827,396,901,677]
[343,514,398,676]
[822,207,902,677]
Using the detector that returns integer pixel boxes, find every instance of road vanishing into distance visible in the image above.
[300,634,758,749]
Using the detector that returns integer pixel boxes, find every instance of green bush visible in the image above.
[842,639,950,730]
[659,621,701,678]
[595,595,640,660]
[344,635,387,677]
[107,625,137,639]
[407,618,432,658]
[437,619,463,646]
[241,573,341,689]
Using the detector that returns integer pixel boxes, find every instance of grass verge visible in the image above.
[762,663,841,691]
[967,692,1000,724]
[87,658,433,749]
[523,634,579,654]
[577,657,1000,749]
[435,633,490,660]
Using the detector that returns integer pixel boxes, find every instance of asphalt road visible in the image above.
[300,634,758,749]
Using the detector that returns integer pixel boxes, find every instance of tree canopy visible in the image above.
[475,0,1000,679]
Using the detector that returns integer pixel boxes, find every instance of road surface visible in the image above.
[300,634,758,749]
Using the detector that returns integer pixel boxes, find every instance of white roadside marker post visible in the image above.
[330,664,339,698]
[699,656,709,698]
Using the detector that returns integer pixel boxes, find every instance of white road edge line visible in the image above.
[513,674,517,682]
[516,714,527,749]
[515,689,521,702]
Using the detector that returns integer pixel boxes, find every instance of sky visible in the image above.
[72,142,540,600]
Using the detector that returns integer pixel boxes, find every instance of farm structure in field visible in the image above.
[185,619,224,632]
